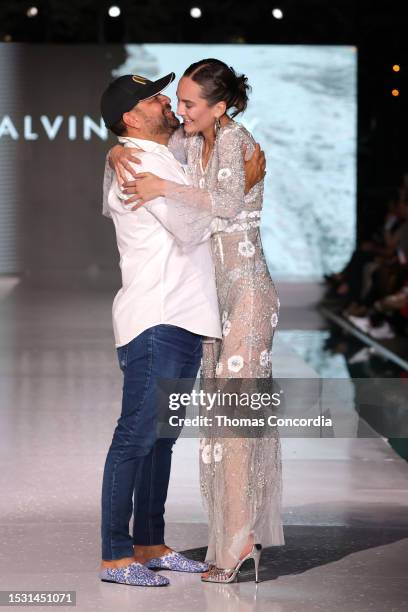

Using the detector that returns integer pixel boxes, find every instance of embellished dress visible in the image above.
[167,122,285,569]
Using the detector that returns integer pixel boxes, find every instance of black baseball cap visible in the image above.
[101,72,176,129]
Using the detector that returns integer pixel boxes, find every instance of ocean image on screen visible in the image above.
[113,44,357,280]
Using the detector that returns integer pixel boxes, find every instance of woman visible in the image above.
[109,59,284,583]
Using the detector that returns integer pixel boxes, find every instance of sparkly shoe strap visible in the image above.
[206,566,234,581]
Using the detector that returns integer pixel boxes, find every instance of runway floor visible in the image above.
[0,283,407,612]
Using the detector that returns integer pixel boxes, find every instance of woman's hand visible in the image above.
[244,144,266,194]
[122,173,166,209]
[108,145,142,185]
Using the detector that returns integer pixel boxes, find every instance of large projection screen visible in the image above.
[0,44,356,283]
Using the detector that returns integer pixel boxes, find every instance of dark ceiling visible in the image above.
[0,0,406,230]
[0,0,405,47]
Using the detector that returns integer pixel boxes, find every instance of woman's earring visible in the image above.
[214,117,221,136]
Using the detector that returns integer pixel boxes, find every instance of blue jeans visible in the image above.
[101,324,202,560]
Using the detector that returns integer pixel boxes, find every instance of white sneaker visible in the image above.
[347,315,371,333]
[369,321,395,339]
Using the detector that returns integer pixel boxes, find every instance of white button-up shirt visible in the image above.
[105,136,222,348]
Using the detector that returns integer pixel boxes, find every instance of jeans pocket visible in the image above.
[117,345,128,371]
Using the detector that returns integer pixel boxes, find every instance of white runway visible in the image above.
[0,284,407,611]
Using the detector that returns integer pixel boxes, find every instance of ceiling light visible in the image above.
[190,7,202,19]
[27,7,39,18]
[108,6,121,18]
[272,8,283,19]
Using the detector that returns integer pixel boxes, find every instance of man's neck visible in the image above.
[125,129,170,147]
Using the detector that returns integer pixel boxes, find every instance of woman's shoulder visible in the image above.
[217,120,256,160]
[169,126,203,144]
[219,120,255,146]
[169,126,202,156]
[168,126,185,148]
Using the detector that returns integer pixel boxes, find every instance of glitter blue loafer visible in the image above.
[146,551,208,573]
[99,562,169,586]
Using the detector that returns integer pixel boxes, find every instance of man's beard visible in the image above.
[144,108,180,137]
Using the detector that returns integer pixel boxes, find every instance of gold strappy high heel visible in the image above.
[201,544,262,583]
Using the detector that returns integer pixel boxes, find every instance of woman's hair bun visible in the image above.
[184,58,251,118]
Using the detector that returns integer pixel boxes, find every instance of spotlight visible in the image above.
[392,65,401,72]
[108,6,121,18]
[190,7,202,19]
[26,6,38,18]
[392,89,400,97]
[272,8,283,19]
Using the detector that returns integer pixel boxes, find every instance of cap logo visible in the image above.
[132,75,147,85]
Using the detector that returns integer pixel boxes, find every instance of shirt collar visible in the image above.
[118,136,169,154]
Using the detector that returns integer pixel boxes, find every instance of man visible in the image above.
[99,72,222,587]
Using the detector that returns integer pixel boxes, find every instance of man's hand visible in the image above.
[244,143,266,195]
[109,145,143,185]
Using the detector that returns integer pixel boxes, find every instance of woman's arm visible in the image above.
[166,128,247,219]
[123,129,265,219]
[102,153,114,218]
